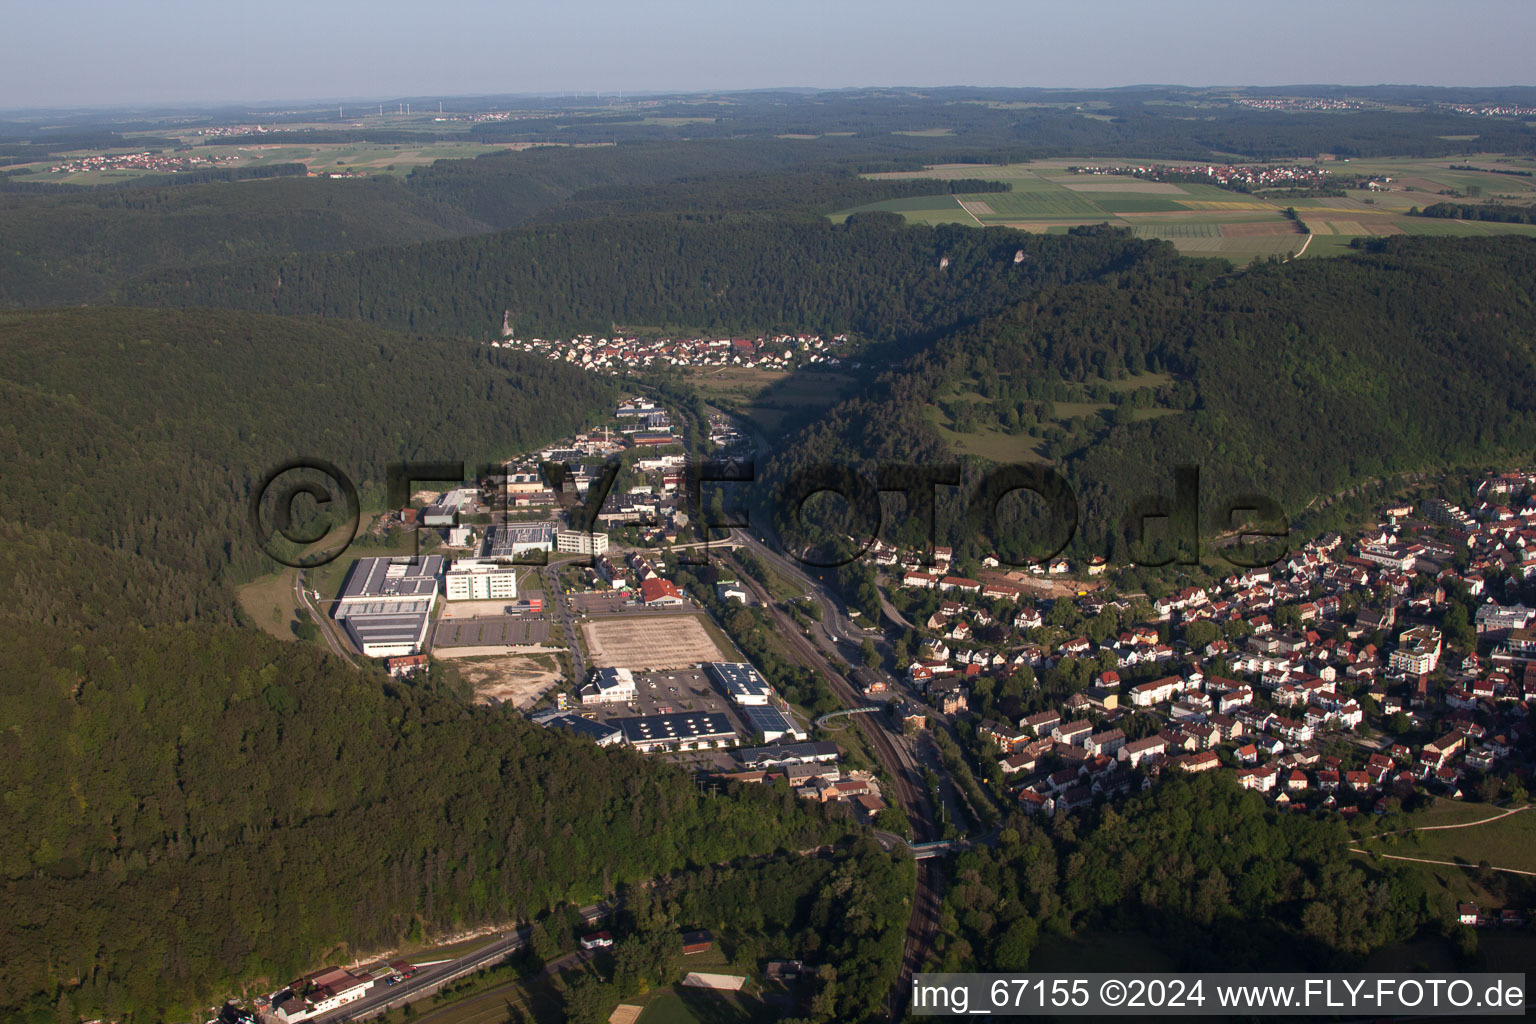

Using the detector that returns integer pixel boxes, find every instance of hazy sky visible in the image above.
[6,0,1534,109]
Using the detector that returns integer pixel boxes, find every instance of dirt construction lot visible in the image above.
[452,653,565,706]
[581,614,731,670]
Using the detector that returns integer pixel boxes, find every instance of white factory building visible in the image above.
[444,558,519,601]
[556,529,610,555]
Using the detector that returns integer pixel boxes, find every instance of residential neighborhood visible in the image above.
[861,468,1536,825]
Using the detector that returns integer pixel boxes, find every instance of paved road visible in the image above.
[539,558,586,682]
[295,569,360,667]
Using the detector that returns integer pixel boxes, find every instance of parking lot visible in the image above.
[572,592,632,615]
[589,669,749,735]
[433,616,550,648]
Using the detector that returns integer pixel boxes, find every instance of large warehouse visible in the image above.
[333,556,443,657]
[616,712,737,753]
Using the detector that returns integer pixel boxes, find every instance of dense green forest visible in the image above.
[0,139,991,307]
[1417,200,1536,224]
[10,83,1536,308]
[652,840,912,1023]
[0,307,613,628]
[0,177,489,306]
[115,215,1153,340]
[764,236,1536,562]
[934,775,1434,974]
[0,625,854,1022]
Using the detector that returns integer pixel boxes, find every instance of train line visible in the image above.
[732,561,940,1018]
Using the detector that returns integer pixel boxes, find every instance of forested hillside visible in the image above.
[0,307,613,628]
[116,215,1154,340]
[0,177,490,306]
[764,236,1536,560]
[936,774,1433,974]
[0,625,853,1022]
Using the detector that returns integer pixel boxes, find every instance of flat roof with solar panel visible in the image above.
[739,704,802,742]
[485,521,559,557]
[334,556,442,657]
[615,712,736,751]
[338,555,443,601]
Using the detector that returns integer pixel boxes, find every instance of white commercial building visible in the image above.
[556,529,610,555]
[1390,626,1442,675]
[581,666,637,705]
[444,559,519,601]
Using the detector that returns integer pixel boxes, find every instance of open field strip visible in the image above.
[1012,219,1124,231]
[1219,221,1302,237]
[957,189,1104,218]
[1059,179,1187,193]
[1130,222,1221,238]
[1174,199,1275,210]
[1354,803,1536,874]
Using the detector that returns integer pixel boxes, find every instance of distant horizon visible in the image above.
[8,0,1536,110]
[5,82,1536,120]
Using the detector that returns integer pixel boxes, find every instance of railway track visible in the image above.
[733,564,940,1017]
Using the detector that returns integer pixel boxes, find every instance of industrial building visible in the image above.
[444,558,519,601]
[616,712,737,752]
[486,521,558,557]
[422,488,472,527]
[735,741,839,768]
[334,556,442,657]
[273,967,374,1022]
[707,662,774,705]
[542,713,623,747]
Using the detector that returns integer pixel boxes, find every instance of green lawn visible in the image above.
[235,568,301,641]
[925,405,1049,463]
[637,987,778,1024]
[1360,806,1536,873]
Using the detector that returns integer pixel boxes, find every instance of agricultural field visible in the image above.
[838,155,1536,262]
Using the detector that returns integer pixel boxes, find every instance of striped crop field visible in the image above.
[956,189,1105,219]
